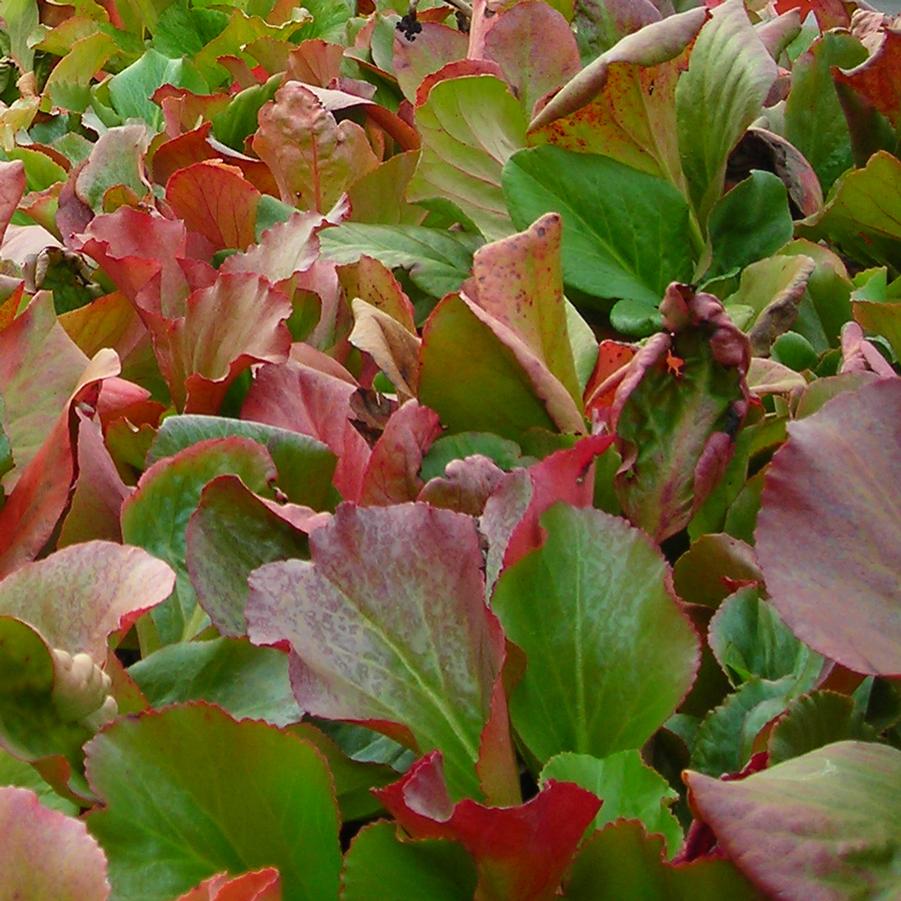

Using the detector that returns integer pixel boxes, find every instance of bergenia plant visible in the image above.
[0,0,898,894]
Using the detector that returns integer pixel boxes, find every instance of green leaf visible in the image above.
[319,223,483,298]
[148,414,336,509]
[128,637,302,726]
[419,294,560,440]
[420,432,522,481]
[768,691,868,766]
[153,0,229,58]
[211,73,281,150]
[784,31,866,193]
[798,151,901,270]
[708,587,823,689]
[409,75,527,241]
[491,503,699,763]
[108,49,208,128]
[185,474,309,637]
[342,821,477,901]
[540,751,682,857]
[685,742,901,899]
[42,32,116,113]
[691,676,797,776]
[290,0,354,42]
[503,145,694,307]
[675,0,777,224]
[0,616,93,786]
[0,746,78,814]
[86,705,341,901]
[120,437,277,645]
[1,0,38,72]
[564,821,760,899]
[706,171,792,279]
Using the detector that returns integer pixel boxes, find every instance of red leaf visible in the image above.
[834,17,901,128]
[359,400,442,505]
[166,161,261,251]
[375,751,601,901]
[177,868,280,901]
[242,361,371,501]
[481,433,614,584]
[0,160,25,244]
[756,378,901,676]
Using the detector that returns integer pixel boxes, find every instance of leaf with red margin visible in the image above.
[166,161,261,252]
[85,705,341,901]
[481,433,613,588]
[153,87,231,139]
[461,213,581,405]
[0,348,120,579]
[221,210,328,281]
[530,10,705,190]
[338,255,416,331]
[0,786,110,900]
[178,868,280,901]
[773,0,848,28]
[169,273,292,413]
[0,160,25,243]
[374,751,600,901]
[74,124,153,213]
[0,541,174,659]
[833,14,901,127]
[419,454,507,516]
[394,25,468,104]
[242,360,371,501]
[583,340,637,423]
[246,503,511,800]
[0,291,90,486]
[491,503,700,762]
[150,123,279,195]
[684,741,901,899]
[610,284,751,543]
[74,207,189,315]
[187,475,311,638]
[121,437,278,645]
[359,401,442,505]
[563,820,761,900]
[483,0,580,117]
[57,411,132,546]
[341,820,477,901]
[252,81,379,212]
[755,378,901,677]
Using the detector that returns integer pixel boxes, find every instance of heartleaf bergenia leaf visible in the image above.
[246,502,514,801]
[491,503,699,763]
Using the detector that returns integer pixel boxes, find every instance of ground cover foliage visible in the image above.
[0,0,898,893]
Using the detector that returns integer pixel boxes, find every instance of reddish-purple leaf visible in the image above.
[394,24,469,104]
[0,348,120,578]
[0,291,90,485]
[481,433,614,587]
[0,786,110,900]
[419,454,507,516]
[610,284,751,543]
[57,411,132,546]
[359,401,442,505]
[0,159,25,243]
[756,378,901,676]
[375,751,600,901]
[833,17,901,128]
[0,541,175,660]
[685,741,901,899]
[246,503,511,799]
[242,361,371,501]
[187,475,310,638]
[482,0,581,117]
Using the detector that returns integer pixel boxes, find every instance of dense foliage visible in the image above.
[0,0,898,895]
